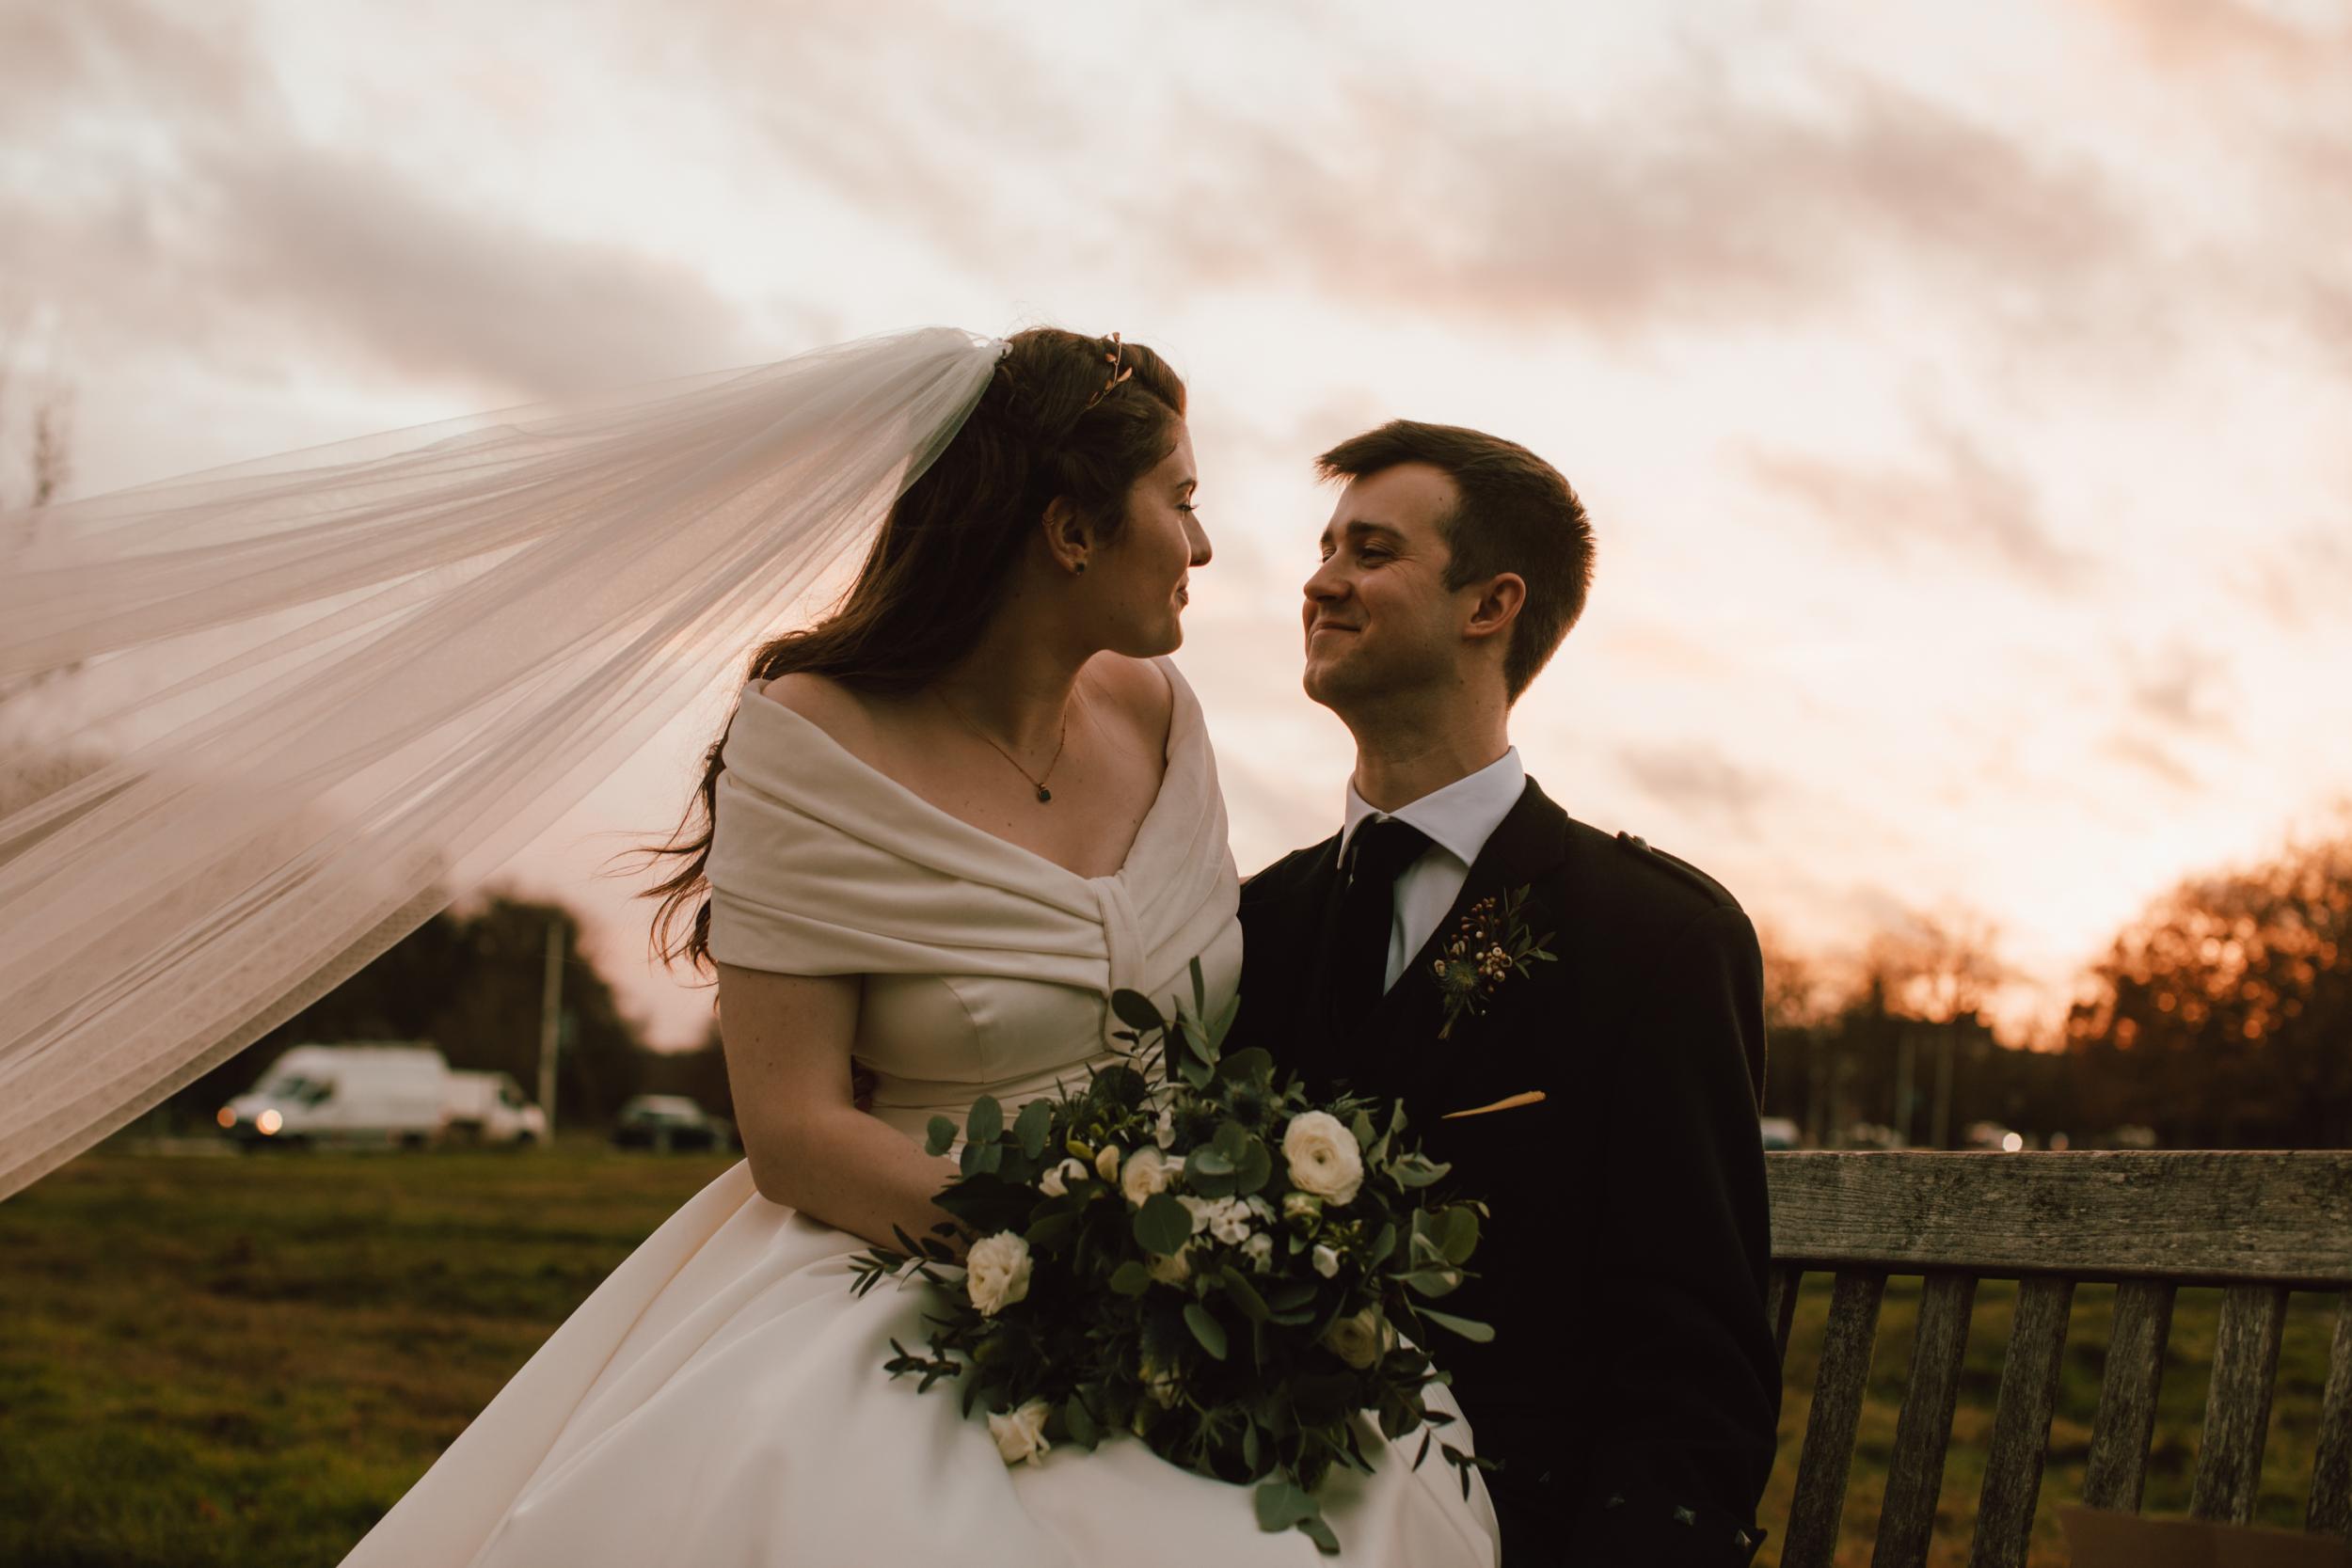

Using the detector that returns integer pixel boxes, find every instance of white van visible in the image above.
[217,1042,451,1148]
[442,1070,548,1146]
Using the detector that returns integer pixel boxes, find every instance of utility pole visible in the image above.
[1931,1022,1956,1150]
[1894,1028,1915,1148]
[537,918,564,1142]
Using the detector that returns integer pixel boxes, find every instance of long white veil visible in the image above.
[0,326,1006,1198]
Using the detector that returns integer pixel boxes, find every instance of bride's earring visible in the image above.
[1073,560,1088,576]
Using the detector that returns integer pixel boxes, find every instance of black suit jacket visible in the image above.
[1231,778,1781,1568]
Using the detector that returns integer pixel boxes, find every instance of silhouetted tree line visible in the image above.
[1759,823,2352,1150]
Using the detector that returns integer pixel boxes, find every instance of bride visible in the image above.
[268,327,1496,1564]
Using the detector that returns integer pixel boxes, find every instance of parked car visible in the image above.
[218,1042,450,1148]
[441,1070,548,1147]
[612,1094,735,1153]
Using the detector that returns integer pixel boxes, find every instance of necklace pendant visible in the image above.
[1036,785,1053,803]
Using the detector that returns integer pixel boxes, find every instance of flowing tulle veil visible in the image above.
[0,327,1007,1198]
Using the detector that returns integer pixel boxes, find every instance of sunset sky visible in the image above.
[6,0,2349,1048]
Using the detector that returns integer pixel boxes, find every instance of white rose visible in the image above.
[1096,1144,1123,1182]
[1282,1112,1364,1205]
[987,1398,1054,1465]
[1039,1156,1088,1198]
[1146,1246,1192,1287]
[1242,1232,1275,1272]
[1121,1146,1183,1207]
[1311,1243,1341,1279]
[964,1231,1033,1317]
[1321,1306,1395,1370]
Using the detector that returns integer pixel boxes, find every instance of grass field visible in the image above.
[2,1148,2342,1566]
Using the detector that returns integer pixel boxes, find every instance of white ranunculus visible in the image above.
[964,1231,1033,1317]
[1039,1156,1089,1198]
[988,1398,1054,1465]
[1096,1144,1123,1183]
[1321,1306,1395,1370]
[1311,1243,1342,1278]
[1281,1112,1364,1205]
[1242,1232,1275,1272]
[1121,1146,1183,1207]
[1146,1246,1192,1287]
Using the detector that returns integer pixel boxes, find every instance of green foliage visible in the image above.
[855,982,1491,1554]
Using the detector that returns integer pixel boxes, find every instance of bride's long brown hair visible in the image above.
[632,327,1187,976]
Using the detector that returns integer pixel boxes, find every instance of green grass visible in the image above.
[0,1142,733,1568]
[3,1149,2342,1567]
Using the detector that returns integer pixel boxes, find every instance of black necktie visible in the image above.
[1328,816,1434,1034]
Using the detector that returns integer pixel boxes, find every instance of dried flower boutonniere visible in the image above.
[1430,885,1558,1039]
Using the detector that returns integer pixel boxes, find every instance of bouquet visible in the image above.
[849,962,1494,1555]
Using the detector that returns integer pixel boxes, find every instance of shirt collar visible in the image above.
[1340,748,1527,869]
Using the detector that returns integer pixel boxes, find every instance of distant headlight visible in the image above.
[216,1106,237,1130]
[257,1108,283,1136]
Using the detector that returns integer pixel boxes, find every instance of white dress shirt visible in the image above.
[1338,748,1528,993]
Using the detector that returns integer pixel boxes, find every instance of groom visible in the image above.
[1230,423,1781,1567]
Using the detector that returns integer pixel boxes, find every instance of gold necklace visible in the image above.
[933,689,1071,803]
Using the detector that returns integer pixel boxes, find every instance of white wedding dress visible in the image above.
[342,659,1499,1567]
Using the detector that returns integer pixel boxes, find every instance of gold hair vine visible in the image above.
[1081,332,1134,412]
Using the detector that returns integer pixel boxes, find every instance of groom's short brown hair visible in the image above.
[1316,420,1593,702]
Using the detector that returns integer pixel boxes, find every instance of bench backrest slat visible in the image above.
[1772,1152,2352,1286]
[1870,1271,1978,1568]
[2189,1283,2291,1524]
[2080,1278,2177,1513]
[1781,1270,1887,1568]
[2311,1292,2352,1537]
[1766,1152,2352,1560]
[1965,1275,2074,1568]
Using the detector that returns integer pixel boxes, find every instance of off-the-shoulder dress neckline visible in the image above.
[740,658,1193,889]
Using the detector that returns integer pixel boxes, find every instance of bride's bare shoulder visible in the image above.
[753,670,884,752]
[1084,654,1176,751]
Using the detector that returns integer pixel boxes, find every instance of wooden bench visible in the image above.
[1761,1151,2352,1567]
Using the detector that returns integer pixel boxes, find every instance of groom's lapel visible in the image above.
[1362,779,1571,1071]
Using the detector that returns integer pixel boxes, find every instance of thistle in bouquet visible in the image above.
[849,960,1497,1556]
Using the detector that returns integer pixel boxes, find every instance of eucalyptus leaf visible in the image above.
[1218,1266,1270,1322]
[1253,1480,1318,1531]
[1415,1306,1496,1343]
[1212,1120,1249,1162]
[1390,1153,1450,1189]
[1399,1265,1464,1298]
[1235,1139,1272,1195]
[1184,1302,1230,1360]
[1108,1260,1152,1296]
[966,1141,1003,1176]
[1350,1110,1376,1149]
[1188,1148,1236,1178]
[1111,989,1166,1033]
[1013,1098,1053,1160]
[1063,1395,1099,1448]
[965,1095,1003,1147]
[1216,1045,1274,1083]
[1133,1192,1192,1257]
[925,1116,958,1157]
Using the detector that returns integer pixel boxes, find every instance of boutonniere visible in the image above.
[1430,885,1558,1039]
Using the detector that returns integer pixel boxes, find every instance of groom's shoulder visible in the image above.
[1238,834,1342,905]
[1563,813,1745,921]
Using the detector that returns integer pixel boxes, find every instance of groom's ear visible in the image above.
[1462,572,1527,643]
